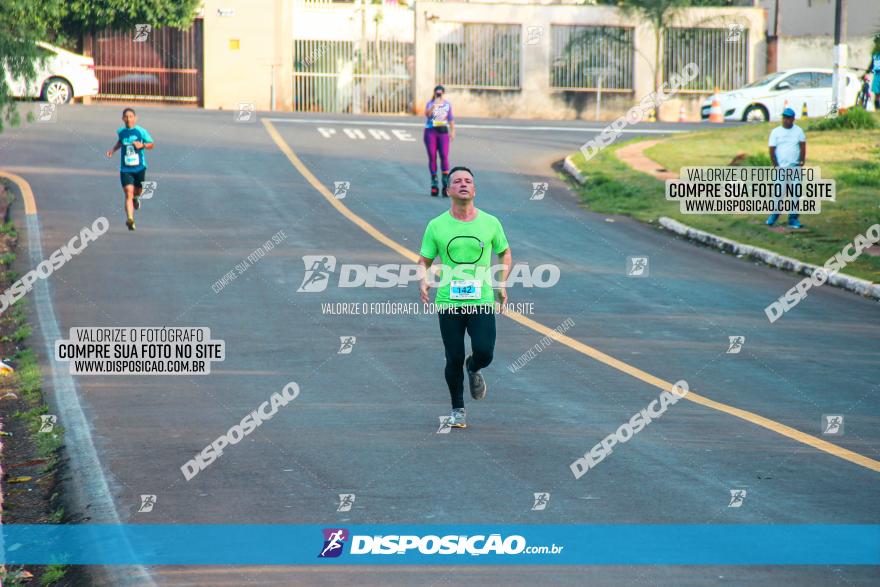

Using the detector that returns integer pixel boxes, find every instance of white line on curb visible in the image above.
[26,214,157,586]
[263,117,687,134]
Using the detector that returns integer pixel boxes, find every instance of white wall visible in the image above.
[414,2,765,121]
[778,35,874,72]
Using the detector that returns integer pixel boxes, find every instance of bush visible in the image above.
[810,107,878,131]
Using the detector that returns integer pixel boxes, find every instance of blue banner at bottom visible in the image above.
[1,525,877,565]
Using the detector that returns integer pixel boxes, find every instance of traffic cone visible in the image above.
[708,88,724,123]
[678,104,687,122]
[647,107,657,122]
[801,102,808,119]
[867,95,876,112]
[781,99,789,117]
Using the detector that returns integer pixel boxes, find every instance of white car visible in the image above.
[5,41,99,104]
[701,68,860,122]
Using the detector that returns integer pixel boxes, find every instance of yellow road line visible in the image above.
[262,119,880,473]
[0,170,38,215]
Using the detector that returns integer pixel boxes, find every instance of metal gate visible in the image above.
[91,20,203,104]
[293,39,412,114]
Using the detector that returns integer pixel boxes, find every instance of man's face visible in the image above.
[123,111,137,128]
[448,170,475,201]
[782,115,794,129]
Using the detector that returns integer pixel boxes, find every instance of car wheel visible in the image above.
[41,77,73,104]
[743,105,768,123]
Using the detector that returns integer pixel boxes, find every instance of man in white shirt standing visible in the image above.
[766,107,806,229]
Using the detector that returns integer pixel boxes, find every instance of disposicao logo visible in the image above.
[318,528,348,558]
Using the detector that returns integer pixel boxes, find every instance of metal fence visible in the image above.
[550,25,634,92]
[92,22,202,104]
[293,39,412,113]
[664,27,749,93]
[436,23,521,90]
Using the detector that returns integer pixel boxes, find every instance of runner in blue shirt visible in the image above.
[105,108,154,231]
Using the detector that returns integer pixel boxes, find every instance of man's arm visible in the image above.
[418,256,433,304]
[769,146,778,167]
[105,140,122,158]
[495,248,512,312]
[799,141,806,166]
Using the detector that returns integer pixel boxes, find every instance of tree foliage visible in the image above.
[0,0,199,131]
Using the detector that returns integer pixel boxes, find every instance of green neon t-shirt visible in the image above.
[419,209,509,308]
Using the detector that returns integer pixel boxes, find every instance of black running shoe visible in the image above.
[466,355,487,400]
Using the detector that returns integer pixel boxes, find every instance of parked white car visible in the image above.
[5,41,99,104]
[701,68,860,122]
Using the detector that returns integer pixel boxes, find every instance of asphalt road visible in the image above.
[0,103,878,586]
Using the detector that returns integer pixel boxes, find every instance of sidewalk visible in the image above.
[615,140,678,180]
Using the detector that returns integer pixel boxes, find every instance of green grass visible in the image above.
[566,114,880,282]
[811,106,877,131]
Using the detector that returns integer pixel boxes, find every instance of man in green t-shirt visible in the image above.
[418,166,512,429]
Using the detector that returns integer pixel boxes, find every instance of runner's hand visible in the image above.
[105,150,113,158]
[496,287,507,313]
[132,141,144,149]
[419,281,430,304]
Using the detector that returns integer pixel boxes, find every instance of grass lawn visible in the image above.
[565,114,880,282]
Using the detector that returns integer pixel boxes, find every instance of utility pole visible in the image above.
[831,0,847,112]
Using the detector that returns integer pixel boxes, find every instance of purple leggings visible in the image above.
[423,128,450,175]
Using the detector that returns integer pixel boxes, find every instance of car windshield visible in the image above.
[742,73,785,89]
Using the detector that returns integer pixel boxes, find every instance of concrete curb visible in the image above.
[658,217,880,300]
[563,155,587,185]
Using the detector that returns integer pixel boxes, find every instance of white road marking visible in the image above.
[264,117,688,134]
[343,128,366,139]
[24,213,157,586]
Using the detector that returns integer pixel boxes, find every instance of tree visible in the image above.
[598,0,737,120]
[0,0,199,132]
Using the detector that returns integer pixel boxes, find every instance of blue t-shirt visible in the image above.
[117,125,153,172]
